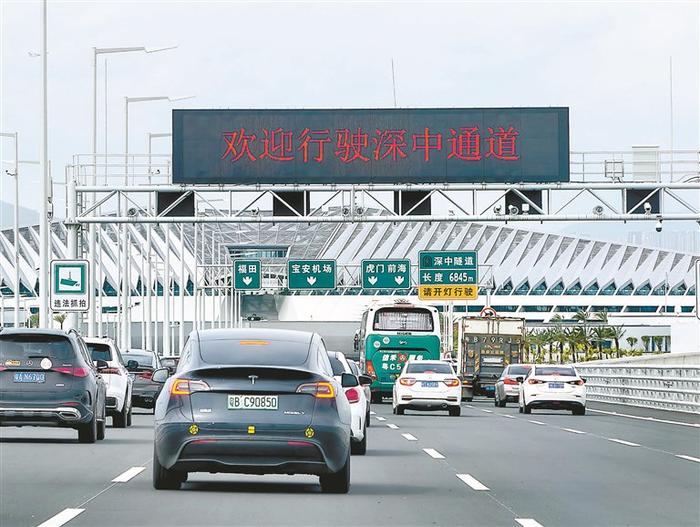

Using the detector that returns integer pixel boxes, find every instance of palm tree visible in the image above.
[549,315,566,363]
[53,313,67,329]
[591,326,611,360]
[652,335,664,353]
[609,326,626,358]
[641,335,650,353]
[573,310,593,355]
[27,313,39,328]
[625,336,638,352]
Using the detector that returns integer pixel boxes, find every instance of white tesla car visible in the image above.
[393,360,462,416]
[84,337,133,427]
[328,351,371,455]
[518,364,586,415]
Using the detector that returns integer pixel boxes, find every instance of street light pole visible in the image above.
[39,0,50,329]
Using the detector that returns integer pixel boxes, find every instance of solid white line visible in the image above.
[375,416,387,421]
[562,428,586,434]
[482,409,493,413]
[423,448,445,459]
[370,410,376,415]
[675,454,700,463]
[515,519,544,527]
[456,473,489,491]
[402,433,418,441]
[111,466,146,483]
[37,508,85,527]
[588,408,700,428]
[529,420,546,425]
[502,414,515,419]
[608,438,640,447]
[387,423,399,429]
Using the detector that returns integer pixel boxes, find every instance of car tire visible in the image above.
[449,406,461,417]
[320,450,350,494]
[97,417,106,440]
[113,403,128,428]
[499,398,507,408]
[465,396,473,402]
[518,404,523,413]
[351,425,367,456]
[396,405,405,415]
[366,410,371,427]
[573,406,586,416]
[494,394,499,407]
[126,405,133,427]
[78,413,97,444]
[152,445,183,490]
[523,404,532,414]
[371,392,382,404]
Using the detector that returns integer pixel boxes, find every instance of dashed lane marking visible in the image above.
[515,519,544,527]
[481,409,493,413]
[562,428,586,434]
[528,420,546,425]
[675,454,700,463]
[36,508,84,527]
[423,448,445,459]
[370,411,376,415]
[588,408,700,428]
[387,423,399,429]
[111,466,146,483]
[375,416,387,421]
[608,438,640,447]
[402,433,418,441]
[465,404,474,408]
[501,414,515,419]
[456,473,490,491]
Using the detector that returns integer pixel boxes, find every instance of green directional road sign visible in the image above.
[287,259,336,290]
[233,259,261,291]
[361,259,411,289]
[51,260,90,312]
[418,251,478,300]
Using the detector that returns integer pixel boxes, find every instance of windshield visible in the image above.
[405,363,452,374]
[373,308,433,332]
[124,353,155,369]
[507,365,532,376]
[199,338,310,366]
[535,366,577,377]
[328,356,346,376]
[86,343,112,362]
[0,335,75,363]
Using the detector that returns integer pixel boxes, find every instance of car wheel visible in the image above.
[97,417,106,440]
[573,406,586,416]
[113,403,128,428]
[152,444,183,490]
[449,406,461,417]
[518,403,523,414]
[523,404,532,414]
[320,450,350,494]
[465,397,473,402]
[396,405,405,415]
[351,425,367,456]
[494,394,499,407]
[78,413,97,444]
[499,398,507,408]
[126,405,133,427]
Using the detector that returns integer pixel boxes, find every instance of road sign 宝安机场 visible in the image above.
[361,259,411,290]
[50,260,90,312]
[287,259,336,290]
[233,259,261,291]
[418,251,478,300]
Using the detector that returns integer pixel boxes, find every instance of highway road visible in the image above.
[1,400,698,527]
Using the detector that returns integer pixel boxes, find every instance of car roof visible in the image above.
[125,348,154,354]
[0,328,72,337]
[83,337,115,344]
[406,359,449,364]
[196,328,314,344]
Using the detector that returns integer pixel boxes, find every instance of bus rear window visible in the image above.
[373,309,434,332]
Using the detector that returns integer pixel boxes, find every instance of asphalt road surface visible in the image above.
[1,400,698,527]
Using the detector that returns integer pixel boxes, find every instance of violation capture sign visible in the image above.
[418,251,478,300]
[361,259,411,289]
[233,259,261,291]
[287,259,336,290]
[51,260,89,312]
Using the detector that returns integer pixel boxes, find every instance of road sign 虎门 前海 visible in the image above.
[362,259,411,289]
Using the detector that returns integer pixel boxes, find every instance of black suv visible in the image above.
[0,328,108,443]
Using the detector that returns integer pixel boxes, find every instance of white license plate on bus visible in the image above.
[228,394,278,410]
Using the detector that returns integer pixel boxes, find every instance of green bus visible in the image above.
[356,300,442,403]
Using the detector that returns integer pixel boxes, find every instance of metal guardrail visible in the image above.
[575,364,700,414]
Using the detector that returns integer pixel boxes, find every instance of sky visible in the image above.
[0,0,698,243]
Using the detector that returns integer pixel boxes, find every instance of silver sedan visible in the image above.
[494,364,532,407]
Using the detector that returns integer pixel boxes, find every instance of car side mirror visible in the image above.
[341,373,359,388]
[581,377,587,384]
[151,368,170,383]
[516,376,524,383]
[94,359,109,370]
[358,374,372,386]
[126,360,139,371]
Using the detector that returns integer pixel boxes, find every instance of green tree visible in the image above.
[28,314,39,328]
[625,336,638,351]
[641,335,650,352]
[591,325,612,360]
[549,315,567,363]
[53,313,67,329]
[610,326,626,358]
[652,335,664,353]
[573,310,593,355]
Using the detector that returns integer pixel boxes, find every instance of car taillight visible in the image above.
[52,367,89,377]
[366,361,377,380]
[170,379,210,396]
[345,387,360,403]
[568,379,585,386]
[100,368,121,375]
[442,378,460,387]
[528,378,545,384]
[0,366,6,372]
[503,378,519,385]
[296,381,336,398]
[399,377,416,386]
[138,371,153,380]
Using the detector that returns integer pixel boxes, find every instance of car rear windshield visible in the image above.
[328,356,346,376]
[535,366,576,376]
[406,363,452,374]
[86,343,112,362]
[124,353,154,369]
[508,365,532,376]
[0,335,75,363]
[199,338,310,366]
[373,308,433,332]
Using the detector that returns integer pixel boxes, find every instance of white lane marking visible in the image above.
[562,428,586,434]
[402,433,418,441]
[528,420,546,425]
[37,508,85,527]
[588,408,700,428]
[375,416,387,421]
[675,454,700,463]
[111,466,146,483]
[502,414,515,419]
[608,438,640,447]
[370,410,376,415]
[423,448,445,459]
[456,473,490,491]
[482,409,493,413]
[387,423,399,429]
[515,519,544,527]
[465,404,474,408]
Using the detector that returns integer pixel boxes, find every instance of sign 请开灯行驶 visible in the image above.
[287,260,336,290]
[361,259,411,290]
[233,259,261,291]
[173,107,569,185]
[418,251,478,300]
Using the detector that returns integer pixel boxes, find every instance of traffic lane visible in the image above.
[69,413,516,527]
[0,413,154,527]
[389,402,700,527]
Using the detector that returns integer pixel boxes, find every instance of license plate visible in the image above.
[421,381,439,388]
[13,372,46,383]
[549,383,565,389]
[228,394,278,410]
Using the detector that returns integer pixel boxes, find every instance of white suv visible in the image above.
[84,337,133,427]
[328,351,371,455]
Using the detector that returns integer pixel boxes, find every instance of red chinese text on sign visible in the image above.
[412,127,442,162]
[335,128,370,163]
[221,129,257,162]
[298,129,332,163]
[448,127,481,161]
[259,128,295,161]
[485,126,519,161]
[373,129,408,161]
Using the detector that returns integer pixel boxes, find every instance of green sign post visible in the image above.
[233,259,261,291]
[50,259,89,312]
[287,259,336,290]
[361,259,411,289]
[418,251,478,300]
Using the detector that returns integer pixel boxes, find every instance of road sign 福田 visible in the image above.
[361,259,411,290]
[418,251,478,300]
[51,260,89,312]
[233,259,261,291]
[287,260,336,290]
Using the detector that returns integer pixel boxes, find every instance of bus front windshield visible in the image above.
[373,308,434,332]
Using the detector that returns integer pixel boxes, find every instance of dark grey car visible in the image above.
[151,328,353,493]
[0,329,108,443]
[123,349,162,409]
